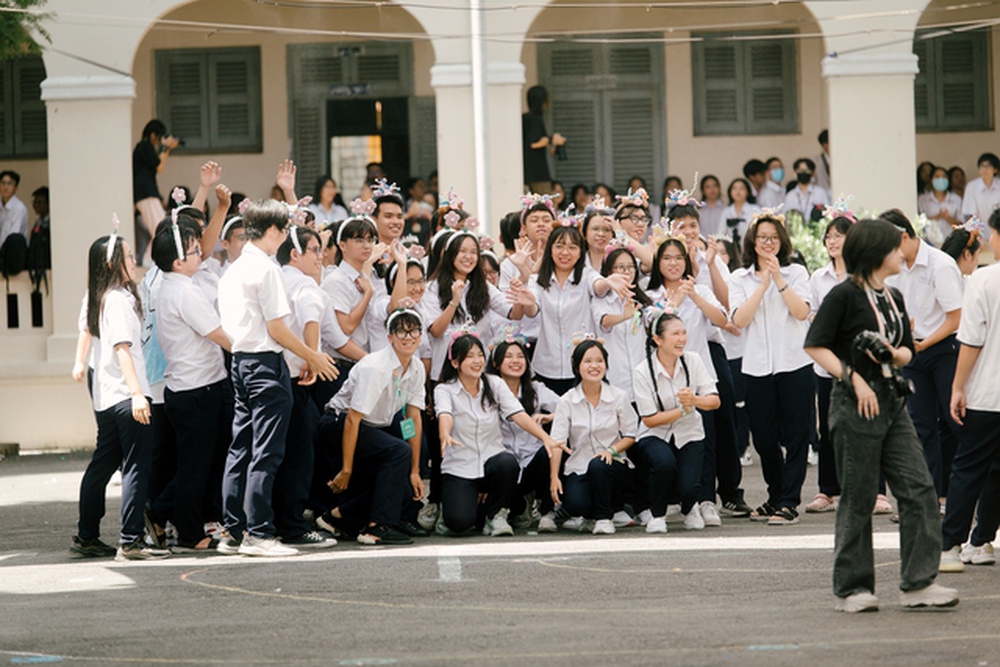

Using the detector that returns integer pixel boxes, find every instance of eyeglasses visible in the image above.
[304,245,323,255]
[406,278,426,286]
[393,328,422,340]
[625,215,650,225]
[612,264,636,274]
[660,254,686,263]
[185,246,202,258]
[756,235,780,244]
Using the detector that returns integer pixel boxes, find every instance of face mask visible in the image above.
[933,177,950,192]
[770,168,784,183]
[796,171,812,185]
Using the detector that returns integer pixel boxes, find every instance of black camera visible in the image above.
[852,331,913,397]
[555,145,567,161]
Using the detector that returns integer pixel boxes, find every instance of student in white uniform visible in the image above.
[317,309,429,546]
[435,333,562,536]
[940,223,984,276]
[881,209,965,503]
[961,153,1000,237]
[698,175,726,238]
[549,338,638,535]
[919,165,963,241]
[582,197,616,271]
[72,225,170,561]
[612,188,655,273]
[784,158,830,220]
[719,178,760,246]
[148,217,232,553]
[632,311,720,533]
[489,335,560,531]
[757,157,786,210]
[729,213,814,526]
[515,226,631,395]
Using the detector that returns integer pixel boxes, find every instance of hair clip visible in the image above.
[822,194,857,224]
[372,178,401,200]
[479,235,495,251]
[350,197,377,217]
[604,231,636,257]
[386,307,423,332]
[106,213,120,264]
[447,321,480,360]
[568,327,605,349]
[749,205,786,227]
[615,187,649,210]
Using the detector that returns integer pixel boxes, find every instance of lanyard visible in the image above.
[864,284,902,346]
[392,369,408,418]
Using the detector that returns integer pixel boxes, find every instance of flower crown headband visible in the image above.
[388,244,429,283]
[584,195,615,217]
[519,192,556,224]
[170,187,195,262]
[283,196,315,255]
[447,322,481,360]
[615,187,649,210]
[106,213,120,264]
[568,327,605,349]
[490,323,529,356]
[337,198,378,245]
[822,194,857,224]
[604,230,638,257]
[372,178,402,201]
[557,203,581,229]
[221,199,251,241]
[664,173,704,210]
[749,205,786,228]
[962,215,985,247]
[645,303,680,334]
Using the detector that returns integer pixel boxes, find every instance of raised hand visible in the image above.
[200,161,222,189]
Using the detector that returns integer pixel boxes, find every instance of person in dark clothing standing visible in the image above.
[522,86,565,195]
[133,119,179,265]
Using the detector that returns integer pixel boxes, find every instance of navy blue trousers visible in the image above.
[223,352,293,539]
[273,382,318,539]
[78,398,152,544]
[942,409,1000,550]
[633,435,703,516]
[562,457,633,521]
[441,452,519,533]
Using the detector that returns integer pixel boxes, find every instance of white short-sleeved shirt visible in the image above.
[499,257,541,340]
[728,263,812,376]
[633,351,716,447]
[0,194,28,247]
[719,203,760,242]
[962,177,1000,238]
[318,290,351,358]
[808,261,847,378]
[784,184,830,217]
[435,375,524,479]
[529,267,601,380]
[218,242,291,354]
[282,265,325,377]
[201,255,223,278]
[328,346,426,427]
[550,383,638,476]
[690,255,728,347]
[919,191,963,241]
[646,284,723,381]
[500,379,560,470]
[192,262,219,310]
[595,293,648,403]
[957,264,1000,411]
[157,272,227,392]
[93,288,151,412]
[757,180,785,211]
[423,280,511,381]
[308,202,349,226]
[367,293,391,353]
[698,200,727,238]
[321,262,369,359]
[885,241,964,340]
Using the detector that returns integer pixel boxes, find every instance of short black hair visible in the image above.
[978,153,1000,173]
[794,157,816,173]
[499,210,521,252]
[0,170,21,186]
[31,186,48,200]
[243,198,289,240]
[844,219,902,280]
[526,85,549,115]
[277,226,320,266]
[743,159,766,178]
[765,156,782,168]
[142,119,167,141]
[990,208,1000,234]
[152,218,201,272]
[818,129,829,145]
[878,208,916,237]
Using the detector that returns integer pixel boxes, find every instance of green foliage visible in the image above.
[0,0,50,61]
[786,209,829,272]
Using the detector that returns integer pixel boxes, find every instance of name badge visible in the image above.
[399,417,417,440]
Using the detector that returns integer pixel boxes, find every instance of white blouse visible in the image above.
[633,351,716,448]
[424,281,512,381]
[594,293,648,403]
[550,383,638,476]
[499,379,560,470]
[528,267,602,380]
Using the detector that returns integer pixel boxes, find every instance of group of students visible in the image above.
[68,155,999,613]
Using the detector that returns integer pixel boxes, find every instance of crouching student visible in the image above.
[274,225,338,549]
[632,311,720,533]
[217,199,338,558]
[315,308,428,545]
[72,224,170,561]
[549,338,638,535]
[149,217,233,552]
[435,332,563,536]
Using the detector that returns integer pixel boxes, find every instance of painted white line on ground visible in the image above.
[437,556,462,582]
[0,471,120,507]
[0,563,134,594]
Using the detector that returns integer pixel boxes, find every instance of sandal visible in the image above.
[171,537,220,553]
[768,507,800,525]
[872,494,894,515]
[805,493,837,513]
[749,502,776,522]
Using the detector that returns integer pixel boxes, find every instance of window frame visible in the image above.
[914,28,992,133]
[0,56,48,160]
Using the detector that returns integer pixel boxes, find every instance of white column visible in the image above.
[822,54,920,218]
[486,61,527,228]
[40,74,136,362]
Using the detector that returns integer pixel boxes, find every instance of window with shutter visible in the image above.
[692,33,798,136]
[408,96,437,181]
[155,47,262,153]
[914,28,990,132]
[551,96,600,186]
[0,56,47,159]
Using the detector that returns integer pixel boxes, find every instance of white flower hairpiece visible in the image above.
[106,214,120,264]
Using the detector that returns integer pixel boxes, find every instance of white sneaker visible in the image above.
[939,545,965,573]
[807,449,819,466]
[665,504,682,522]
[699,501,722,527]
[899,583,959,608]
[561,516,586,532]
[238,535,299,557]
[636,509,653,527]
[645,516,667,534]
[740,451,754,467]
[960,542,996,565]
[835,591,879,613]
[683,504,705,531]
[537,512,557,533]
[592,519,615,535]
[417,502,439,531]
[110,469,123,486]
[484,508,514,537]
[612,510,635,528]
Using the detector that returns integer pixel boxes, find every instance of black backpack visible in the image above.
[0,232,28,284]
[26,218,50,294]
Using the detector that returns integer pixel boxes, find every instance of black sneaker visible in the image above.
[115,539,171,561]
[282,530,338,549]
[720,498,753,518]
[357,524,413,546]
[70,536,117,558]
[397,520,430,538]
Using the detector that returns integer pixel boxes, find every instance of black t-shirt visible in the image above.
[522,113,550,184]
[133,140,161,203]
[804,279,915,384]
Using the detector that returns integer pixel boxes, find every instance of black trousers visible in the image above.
[441,452,519,533]
[273,382,319,538]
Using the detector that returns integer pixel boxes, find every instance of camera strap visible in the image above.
[864,284,903,347]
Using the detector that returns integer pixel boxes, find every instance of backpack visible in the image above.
[27,218,50,294]
[0,233,28,283]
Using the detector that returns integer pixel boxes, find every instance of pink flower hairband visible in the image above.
[822,194,857,223]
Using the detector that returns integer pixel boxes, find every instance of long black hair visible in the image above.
[426,228,455,279]
[86,235,141,339]
[646,238,694,292]
[432,233,490,323]
[489,339,537,413]
[571,339,609,387]
[601,248,652,306]
[440,334,497,410]
[386,258,425,293]
[537,226,586,288]
[940,228,981,262]
[644,311,689,412]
